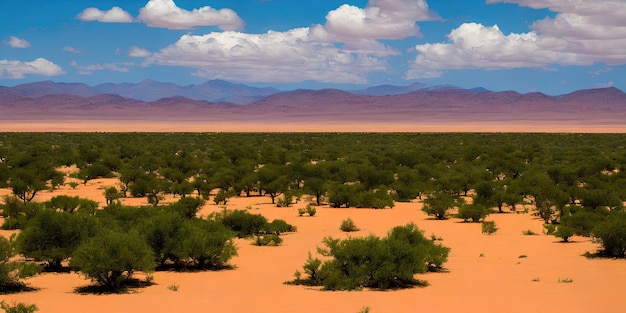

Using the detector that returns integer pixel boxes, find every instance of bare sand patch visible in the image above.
[1,177,624,313]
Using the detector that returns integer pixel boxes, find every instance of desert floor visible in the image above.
[1,173,625,313]
[2,119,626,133]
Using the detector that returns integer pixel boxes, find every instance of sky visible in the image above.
[1,0,625,95]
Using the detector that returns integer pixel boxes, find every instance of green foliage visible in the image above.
[175,219,237,269]
[1,196,43,230]
[210,209,268,238]
[0,301,38,313]
[253,234,283,246]
[592,212,626,258]
[70,230,156,289]
[458,203,492,223]
[46,195,98,215]
[522,229,537,235]
[481,221,498,235]
[263,219,296,234]
[17,209,98,270]
[422,193,458,220]
[295,223,449,290]
[340,218,360,232]
[306,205,316,217]
[0,234,40,293]
[167,197,205,219]
[104,187,122,205]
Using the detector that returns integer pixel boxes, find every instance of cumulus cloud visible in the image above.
[70,61,130,75]
[408,0,626,78]
[146,0,441,83]
[4,36,31,48]
[0,58,65,79]
[138,0,244,30]
[148,29,386,83]
[128,46,152,58]
[325,0,438,40]
[77,6,133,23]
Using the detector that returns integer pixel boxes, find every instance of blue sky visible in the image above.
[1,0,624,95]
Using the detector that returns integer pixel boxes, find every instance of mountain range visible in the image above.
[1,80,626,132]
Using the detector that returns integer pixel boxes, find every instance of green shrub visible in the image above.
[422,193,457,220]
[297,208,306,216]
[592,212,626,258]
[253,234,283,246]
[70,230,156,289]
[17,209,99,270]
[263,219,296,234]
[459,203,491,223]
[306,205,316,217]
[210,208,267,238]
[176,219,238,269]
[0,234,40,293]
[481,221,498,235]
[522,229,537,235]
[293,223,449,290]
[340,218,359,232]
[0,301,38,313]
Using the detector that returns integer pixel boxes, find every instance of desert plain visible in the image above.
[1,160,625,313]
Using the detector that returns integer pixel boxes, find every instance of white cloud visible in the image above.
[0,58,65,79]
[63,46,81,54]
[325,0,437,41]
[148,29,386,83]
[138,0,244,31]
[77,6,133,23]
[128,46,152,58]
[408,0,626,78]
[70,61,130,75]
[4,36,31,48]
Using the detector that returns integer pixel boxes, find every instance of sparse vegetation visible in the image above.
[290,223,449,290]
[522,229,537,235]
[0,301,38,313]
[481,221,498,235]
[340,217,359,232]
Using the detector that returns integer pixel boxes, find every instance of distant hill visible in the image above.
[9,80,280,105]
[2,80,626,132]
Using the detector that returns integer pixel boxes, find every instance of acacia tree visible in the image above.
[70,230,156,289]
[422,193,459,220]
[17,209,97,270]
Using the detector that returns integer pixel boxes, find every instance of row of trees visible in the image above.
[1,194,295,291]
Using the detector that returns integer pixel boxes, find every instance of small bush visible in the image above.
[210,209,268,238]
[253,234,283,246]
[522,229,537,235]
[340,218,359,232]
[297,208,306,216]
[167,284,179,292]
[291,223,449,290]
[306,205,316,217]
[481,221,498,235]
[0,301,38,313]
[263,219,296,234]
[558,277,573,283]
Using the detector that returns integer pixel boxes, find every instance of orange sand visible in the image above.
[1,174,625,313]
[1,120,626,133]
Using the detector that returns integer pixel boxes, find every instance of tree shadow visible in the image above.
[0,283,39,295]
[73,278,153,295]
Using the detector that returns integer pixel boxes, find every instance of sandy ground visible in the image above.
[1,120,626,133]
[1,174,625,313]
